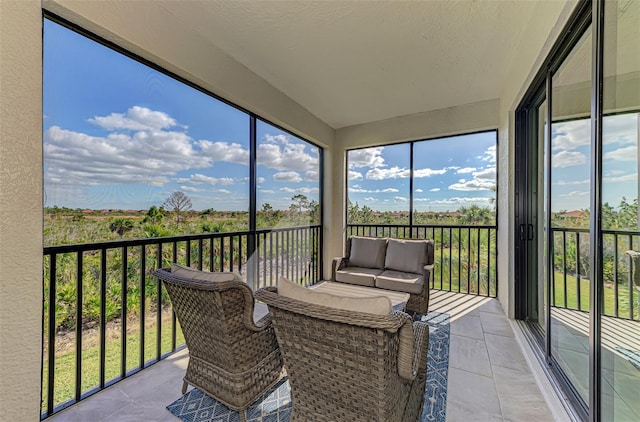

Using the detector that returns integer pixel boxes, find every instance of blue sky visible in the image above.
[43,20,319,211]
[43,20,638,214]
[551,115,639,212]
[347,132,497,212]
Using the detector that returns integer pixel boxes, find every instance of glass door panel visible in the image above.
[600,1,640,419]
[549,26,592,405]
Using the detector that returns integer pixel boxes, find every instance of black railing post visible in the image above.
[156,244,162,361]
[139,245,146,369]
[99,249,107,388]
[75,251,83,401]
[120,247,127,379]
[47,253,57,415]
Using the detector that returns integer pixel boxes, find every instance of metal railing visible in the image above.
[346,224,497,297]
[42,225,321,418]
[550,227,640,321]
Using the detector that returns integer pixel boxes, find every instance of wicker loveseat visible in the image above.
[255,279,429,421]
[332,236,435,314]
[153,265,283,421]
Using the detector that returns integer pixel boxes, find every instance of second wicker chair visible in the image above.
[255,285,429,421]
[153,265,283,421]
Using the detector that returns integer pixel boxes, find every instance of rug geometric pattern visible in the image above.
[416,311,450,422]
[167,311,450,422]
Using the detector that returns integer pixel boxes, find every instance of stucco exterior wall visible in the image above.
[0,1,44,420]
[496,0,579,317]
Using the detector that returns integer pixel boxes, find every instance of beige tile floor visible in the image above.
[48,290,560,421]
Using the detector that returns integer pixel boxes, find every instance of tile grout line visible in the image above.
[479,308,505,421]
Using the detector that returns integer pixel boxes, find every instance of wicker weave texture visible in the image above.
[255,287,428,422]
[153,268,283,412]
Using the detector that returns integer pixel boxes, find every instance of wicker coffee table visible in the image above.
[311,281,410,312]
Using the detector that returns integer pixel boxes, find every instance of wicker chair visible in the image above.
[153,266,283,421]
[255,286,429,422]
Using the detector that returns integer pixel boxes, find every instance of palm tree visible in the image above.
[109,218,134,238]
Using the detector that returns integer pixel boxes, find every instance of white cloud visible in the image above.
[257,177,266,184]
[215,189,232,194]
[603,113,638,146]
[456,167,476,174]
[552,120,591,151]
[604,146,637,162]
[363,197,375,201]
[414,198,429,202]
[414,167,448,178]
[348,170,363,180]
[366,166,409,180]
[348,147,385,168]
[415,188,423,193]
[448,178,495,191]
[479,145,497,163]
[552,151,587,168]
[432,197,492,205]
[305,170,319,181]
[44,125,207,187]
[472,167,496,180]
[198,140,249,164]
[348,187,399,193]
[603,172,637,183]
[176,173,236,185]
[273,171,303,182]
[279,187,319,194]
[258,134,318,171]
[554,179,589,186]
[429,188,440,192]
[260,189,275,194]
[89,106,177,131]
[567,190,588,197]
[394,196,408,202]
[180,186,205,193]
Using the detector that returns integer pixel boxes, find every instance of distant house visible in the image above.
[559,210,585,219]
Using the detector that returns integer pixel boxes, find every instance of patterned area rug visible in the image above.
[167,311,450,422]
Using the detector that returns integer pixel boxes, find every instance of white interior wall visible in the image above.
[0,1,44,420]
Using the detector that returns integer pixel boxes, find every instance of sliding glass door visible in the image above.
[516,1,639,420]
[600,0,640,419]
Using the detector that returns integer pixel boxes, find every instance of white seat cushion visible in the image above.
[278,277,391,315]
[384,238,429,274]
[335,266,383,287]
[375,270,424,294]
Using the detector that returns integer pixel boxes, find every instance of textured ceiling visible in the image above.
[159,1,539,129]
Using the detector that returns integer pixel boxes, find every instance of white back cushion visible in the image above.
[348,236,387,269]
[384,239,428,274]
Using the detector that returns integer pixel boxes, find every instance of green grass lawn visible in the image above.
[552,271,639,318]
[431,271,638,319]
[42,315,185,411]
